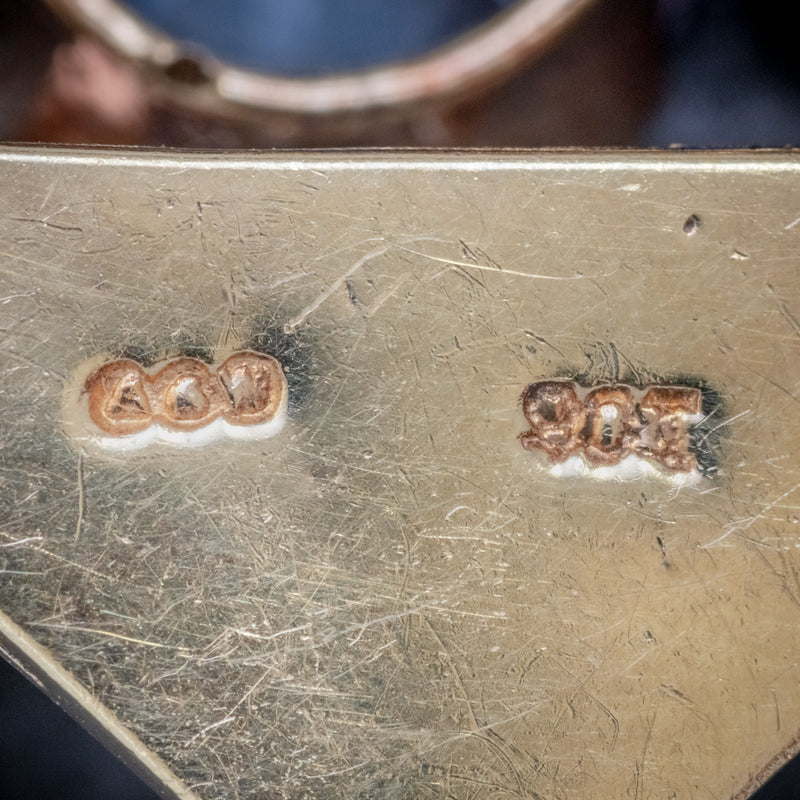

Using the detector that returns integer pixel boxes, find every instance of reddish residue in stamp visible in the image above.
[519,380,702,473]
[84,351,287,436]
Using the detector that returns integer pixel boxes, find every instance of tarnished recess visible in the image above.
[1,146,800,799]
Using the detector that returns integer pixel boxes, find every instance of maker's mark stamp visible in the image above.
[70,351,287,451]
[519,380,703,479]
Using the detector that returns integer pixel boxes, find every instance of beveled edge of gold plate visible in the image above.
[1,143,800,172]
[735,735,800,800]
[0,608,199,800]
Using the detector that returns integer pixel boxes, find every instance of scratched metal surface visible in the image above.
[0,147,799,799]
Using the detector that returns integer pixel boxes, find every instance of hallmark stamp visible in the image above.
[70,351,287,451]
[519,380,703,477]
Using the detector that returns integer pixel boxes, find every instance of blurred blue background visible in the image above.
[125,0,517,74]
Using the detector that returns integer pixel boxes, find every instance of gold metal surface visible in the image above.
[1,146,800,799]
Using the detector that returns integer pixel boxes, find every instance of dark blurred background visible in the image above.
[3,0,800,149]
[1,0,799,797]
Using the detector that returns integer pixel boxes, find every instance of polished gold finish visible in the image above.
[1,147,800,799]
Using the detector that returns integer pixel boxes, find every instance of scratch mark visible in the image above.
[9,216,82,233]
[582,688,619,752]
[625,508,677,525]
[395,244,593,281]
[0,248,60,272]
[74,453,84,543]
[0,249,144,298]
[283,245,389,332]
[777,299,800,338]
[421,617,527,797]
[693,408,750,446]
[703,481,800,547]
[0,532,108,580]
[742,363,800,406]
[0,290,37,304]
[771,688,781,732]
[184,716,235,748]
[230,623,311,642]
[634,712,656,800]
[0,535,43,548]
[659,684,693,705]
[38,179,58,211]
[609,341,620,383]
[0,569,43,576]
[221,667,272,724]
[31,622,190,650]
[307,760,372,780]
[785,215,800,230]
[364,271,410,318]
[623,630,687,673]
[445,505,471,521]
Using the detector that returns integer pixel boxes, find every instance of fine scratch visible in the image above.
[215,667,273,733]
[693,408,750,446]
[184,716,235,748]
[283,245,389,332]
[777,299,800,338]
[703,481,800,547]
[0,531,108,580]
[74,452,84,542]
[31,622,190,650]
[282,240,590,333]
[394,244,594,281]
[785,215,800,230]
